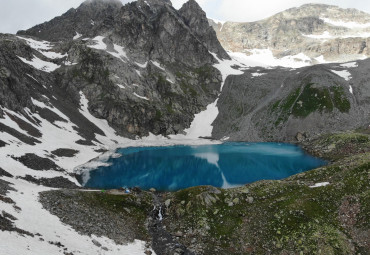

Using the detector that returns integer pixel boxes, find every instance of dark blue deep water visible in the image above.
[82,143,327,191]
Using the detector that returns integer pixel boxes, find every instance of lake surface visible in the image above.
[81,143,327,191]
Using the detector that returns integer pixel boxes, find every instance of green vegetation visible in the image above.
[180,80,198,97]
[163,132,370,254]
[271,83,351,126]
[175,65,216,96]
[331,86,351,113]
[155,109,162,121]
[291,83,333,117]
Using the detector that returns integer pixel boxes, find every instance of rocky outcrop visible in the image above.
[210,4,370,63]
[213,60,370,142]
[1,0,227,139]
[179,0,230,60]
[17,0,123,42]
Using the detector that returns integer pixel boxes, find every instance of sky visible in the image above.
[1,0,370,33]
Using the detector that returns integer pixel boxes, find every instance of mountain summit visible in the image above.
[5,0,229,141]
[210,3,370,64]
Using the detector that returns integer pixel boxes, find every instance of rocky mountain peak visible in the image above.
[81,0,123,7]
[210,3,370,64]
[180,0,202,13]
[7,0,228,139]
[276,3,370,22]
[179,0,230,59]
[138,0,172,6]
[17,0,123,42]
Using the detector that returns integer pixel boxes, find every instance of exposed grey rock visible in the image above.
[295,132,306,142]
[12,153,63,171]
[7,0,224,139]
[179,0,229,60]
[165,199,171,207]
[210,3,370,63]
[0,167,13,178]
[92,239,102,247]
[51,148,79,157]
[0,179,16,196]
[21,175,79,189]
[0,211,34,236]
[214,60,370,142]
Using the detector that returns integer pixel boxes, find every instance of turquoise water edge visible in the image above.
[81,142,327,191]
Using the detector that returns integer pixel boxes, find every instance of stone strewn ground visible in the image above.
[39,189,153,245]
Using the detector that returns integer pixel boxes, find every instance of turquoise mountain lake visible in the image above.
[81,143,327,191]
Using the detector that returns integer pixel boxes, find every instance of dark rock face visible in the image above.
[0,167,13,178]
[179,0,230,60]
[17,0,123,42]
[3,0,227,139]
[214,61,370,142]
[12,153,63,171]
[21,175,79,189]
[51,148,79,157]
[0,35,37,113]
[0,211,34,237]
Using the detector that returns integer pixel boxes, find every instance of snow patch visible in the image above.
[88,36,107,50]
[26,74,39,83]
[303,30,370,39]
[183,100,219,138]
[17,36,52,50]
[151,60,165,71]
[133,92,149,101]
[41,51,67,59]
[73,32,82,40]
[315,55,327,63]
[107,44,128,62]
[228,50,312,68]
[331,69,351,81]
[136,61,148,68]
[251,72,267,77]
[309,182,330,188]
[64,61,78,66]
[340,62,358,68]
[17,36,66,60]
[303,31,333,39]
[117,84,125,89]
[209,52,244,90]
[166,78,174,84]
[322,17,370,28]
[18,55,60,72]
